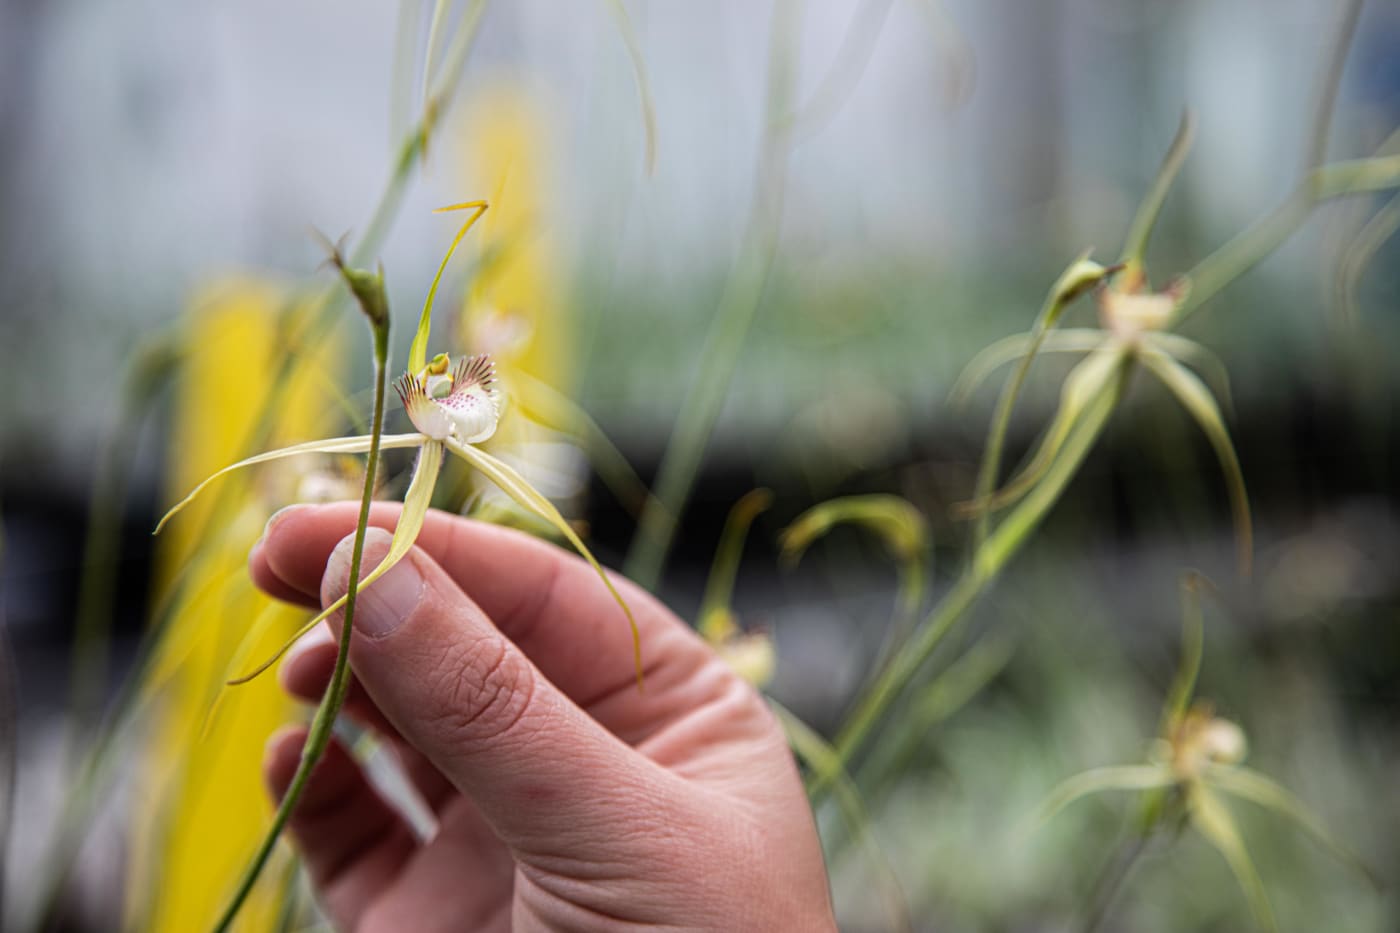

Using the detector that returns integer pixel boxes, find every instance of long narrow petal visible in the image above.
[1118,111,1195,278]
[949,329,1110,406]
[1034,764,1176,827]
[963,257,1115,552]
[956,347,1124,519]
[1189,784,1278,932]
[409,201,489,375]
[227,441,444,685]
[1139,348,1253,576]
[1203,764,1378,887]
[778,494,929,632]
[1144,332,1235,417]
[154,434,427,535]
[977,363,1125,579]
[445,438,645,688]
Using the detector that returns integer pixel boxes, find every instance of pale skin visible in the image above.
[250,502,837,932]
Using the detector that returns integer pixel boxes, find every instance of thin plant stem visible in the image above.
[65,340,178,744]
[0,560,15,930]
[1334,189,1400,327]
[624,0,802,589]
[212,309,392,933]
[602,0,658,174]
[1302,0,1363,174]
[1079,831,1151,933]
[820,365,1127,794]
[784,0,895,141]
[772,700,913,933]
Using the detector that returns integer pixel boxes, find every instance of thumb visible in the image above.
[320,528,662,857]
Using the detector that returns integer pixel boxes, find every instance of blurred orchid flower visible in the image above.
[1036,574,1375,931]
[952,113,1252,578]
[155,202,642,688]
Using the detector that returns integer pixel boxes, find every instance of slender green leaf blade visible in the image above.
[602,0,658,173]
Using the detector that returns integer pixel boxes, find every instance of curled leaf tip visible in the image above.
[433,199,489,215]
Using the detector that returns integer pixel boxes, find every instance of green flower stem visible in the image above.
[856,635,1013,789]
[1079,830,1152,933]
[602,0,658,174]
[212,306,392,933]
[1301,0,1362,174]
[624,0,800,590]
[773,699,913,933]
[820,365,1126,796]
[67,340,179,741]
[0,574,15,928]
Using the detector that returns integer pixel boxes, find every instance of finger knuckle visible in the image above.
[422,635,535,749]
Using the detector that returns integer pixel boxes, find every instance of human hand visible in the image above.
[250,503,836,932]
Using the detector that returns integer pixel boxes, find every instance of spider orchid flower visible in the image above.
[396,351,503,444]
[155,347,642,688]
[1036,575,1375,930]
[157,202,642,689]
[950,114,1253,577]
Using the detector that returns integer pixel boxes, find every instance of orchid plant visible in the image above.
[155,202,642,688]
[951,115,1252,580]
[1037,574,1375,931]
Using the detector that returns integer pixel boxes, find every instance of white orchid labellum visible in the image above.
[396,352,502,443]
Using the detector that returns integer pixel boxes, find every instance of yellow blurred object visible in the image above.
[458,83,570,390]
[455,83,589,520]
[130,279,341,931]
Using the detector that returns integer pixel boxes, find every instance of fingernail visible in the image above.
[326,529,424,638]
[355,556,424,638]
[264,503,307,539]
